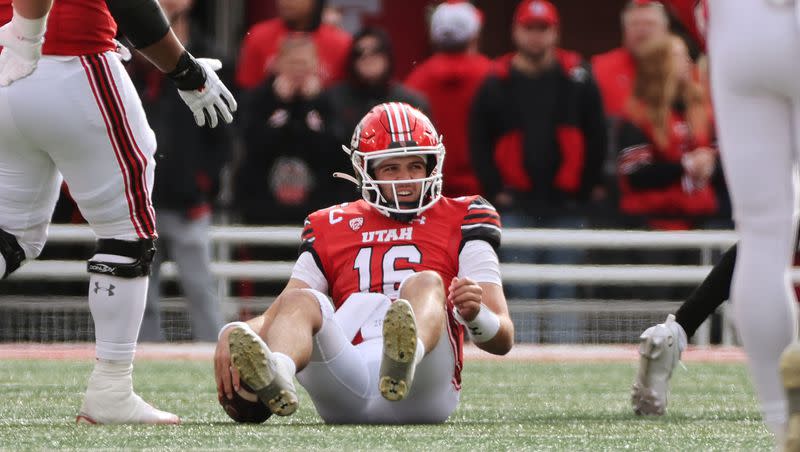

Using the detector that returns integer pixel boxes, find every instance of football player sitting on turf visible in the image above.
[213,102,514,423]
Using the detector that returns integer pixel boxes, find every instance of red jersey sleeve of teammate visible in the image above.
[460,196,502,251]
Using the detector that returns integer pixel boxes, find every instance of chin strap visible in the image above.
[333,172,360,186]
[335,145,360,187]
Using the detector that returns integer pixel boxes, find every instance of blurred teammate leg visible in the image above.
[161,209,222,341]
[631,243,737,415]
[140,236,166,342]
[782,93,800,452]
[708,0,800,440]
[0,83,62,276]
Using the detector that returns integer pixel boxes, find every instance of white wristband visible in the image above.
[458,305,501,344]
[217,321,249,341]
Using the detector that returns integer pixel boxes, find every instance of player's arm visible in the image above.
[104,0,236,128]
[0,0,52,86]
[214,278,311,400]
[12,0,51,19]
[450,262,514,356]
[451,197,514,355]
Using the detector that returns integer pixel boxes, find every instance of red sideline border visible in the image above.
[0,343,746,363]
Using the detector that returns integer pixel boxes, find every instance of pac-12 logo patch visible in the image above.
[349,217,364,231]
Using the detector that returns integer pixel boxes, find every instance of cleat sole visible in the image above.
[379,299,418,402]
[229,327,298,416]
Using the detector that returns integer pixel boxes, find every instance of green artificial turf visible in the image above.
[0,359,771,451]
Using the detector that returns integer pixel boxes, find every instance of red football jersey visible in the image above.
[299,195,502,388]
[0,0,116,56]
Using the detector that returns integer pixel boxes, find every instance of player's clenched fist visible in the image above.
[0,9,47,87]
[168,51,237,128]
[449,276,483,321]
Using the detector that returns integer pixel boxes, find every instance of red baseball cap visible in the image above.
[514,0,559,27]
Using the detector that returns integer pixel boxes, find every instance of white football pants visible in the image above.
[708,0,800,431]
[0,51,157,260]
[297,289,461,424]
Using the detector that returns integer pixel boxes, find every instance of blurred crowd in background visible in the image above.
[38,0,733,341]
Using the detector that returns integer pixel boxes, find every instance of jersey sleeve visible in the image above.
[298,215,325,276]
[458,240,502,285]
[460,196,502,250]
[291,251,329,293]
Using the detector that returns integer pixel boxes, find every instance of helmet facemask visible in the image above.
[350,145,444,221]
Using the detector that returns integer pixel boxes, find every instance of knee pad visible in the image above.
[0,228,25,278]
[87,238,156,278]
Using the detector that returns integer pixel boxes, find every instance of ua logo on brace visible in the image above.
[93,282,115,296]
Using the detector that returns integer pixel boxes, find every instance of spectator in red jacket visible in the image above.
[405,1,492,197]
[617,34,717,231]
[236,0,351,89]
[592,0,670,120]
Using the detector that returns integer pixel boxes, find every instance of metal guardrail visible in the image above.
[47,224,739,248]
[16,225,745,284]
[7,224,747,345]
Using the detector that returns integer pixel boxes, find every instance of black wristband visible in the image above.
[167,51,207,91]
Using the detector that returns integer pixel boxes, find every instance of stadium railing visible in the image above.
[15,225,743,283]
[5,225,758,345]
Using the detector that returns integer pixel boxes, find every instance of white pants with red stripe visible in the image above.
[298,289,461,424]
[0,51,156,259]
[708,0,800,433]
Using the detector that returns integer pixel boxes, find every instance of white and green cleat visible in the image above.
[379,299,419,402]
[229,326,298,416]
[631,314,687,416]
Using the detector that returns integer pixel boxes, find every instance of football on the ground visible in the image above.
[218,381,271,423]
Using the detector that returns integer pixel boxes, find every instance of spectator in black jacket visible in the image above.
[131,0,229,342]
[469,0,607,338]
[325,27,429,147]
[470,1,607,214]
[236,35,340,225]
